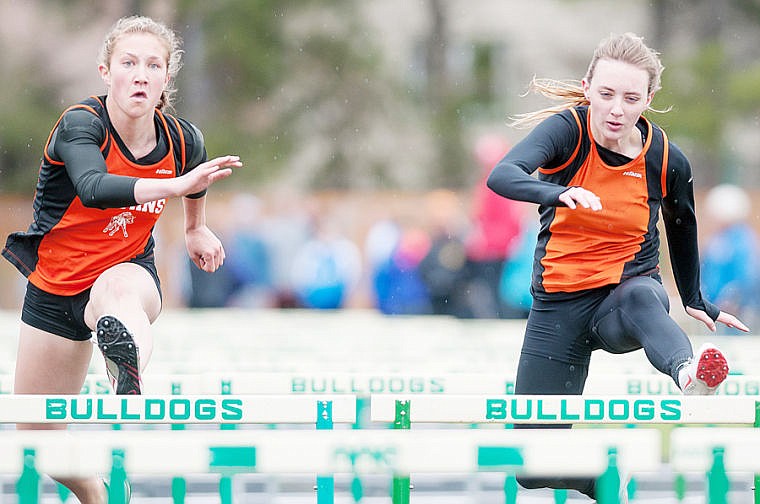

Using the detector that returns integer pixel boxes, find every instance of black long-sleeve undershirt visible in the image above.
[487,108,717,319]
[53,109,139,209]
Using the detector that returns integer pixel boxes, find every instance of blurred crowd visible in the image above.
[176,136,536,319]
[173,139,760,332]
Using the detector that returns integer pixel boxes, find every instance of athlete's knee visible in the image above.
[618,276,669,311]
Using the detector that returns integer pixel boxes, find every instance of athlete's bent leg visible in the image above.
[14,322,106,504]
[592,276,692,384]
[84,262,162,373]
[513,353,596,499]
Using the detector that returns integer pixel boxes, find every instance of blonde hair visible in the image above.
[510,33,666,128]
[98,15,183,111]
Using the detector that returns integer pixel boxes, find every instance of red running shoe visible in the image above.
[679,343,729,395]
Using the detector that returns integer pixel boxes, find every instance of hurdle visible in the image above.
[0,394,356,504]
[370,394,760,424]
[670,427,760,504]
[370,394,760,504]
[0,427,661,504]
[4,371,755,397]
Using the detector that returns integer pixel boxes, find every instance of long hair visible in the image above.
[510,33,666,128]
[98,15,184,111]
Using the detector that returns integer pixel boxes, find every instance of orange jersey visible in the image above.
[538,108,663,292]
[488,106,707,309]
[3,96,206,295]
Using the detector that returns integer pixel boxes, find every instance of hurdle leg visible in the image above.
[754,401,760,504]
[316,400,336,504]
[171,381,187,503]
[553,488,567,504]
[595,448,622,504]
[107,449,129,504]
[17,448,40,504]
[391,400,411,504]
[172,476,186,503]
[219,380,237,503]
[220,476,233,504]
[504,473,518,504]
[674,473,686,502]
[56,482,72,503]
[707,447,729,504]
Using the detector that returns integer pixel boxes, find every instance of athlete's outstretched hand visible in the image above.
[133,155,242,204]
[558,186,603,211]
[685,306,750,333]
[177,155,242,197]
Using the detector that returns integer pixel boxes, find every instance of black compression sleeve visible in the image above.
[54,109,138,209]
[178,118,208,200]
[486,110,579,206]
[661,144,719,320]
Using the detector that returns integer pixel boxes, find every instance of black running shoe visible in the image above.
[96,315,141,395]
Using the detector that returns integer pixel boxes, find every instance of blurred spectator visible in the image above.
[290,215,362,309]
[261,191,314,308]
[224,194,275,308]
[418,190,471,317]
[465,135,528,318]
[369,221,433,315]
[701,184,760,333]
[183,256,236,308]
[499,218,537,318]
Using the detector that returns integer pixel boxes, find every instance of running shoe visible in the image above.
[678,343,729,395]
[96,315,141,395]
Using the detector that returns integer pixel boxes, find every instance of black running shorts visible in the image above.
[21,258,161,341]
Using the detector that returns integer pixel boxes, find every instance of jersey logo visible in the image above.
[103,211,135,238]
[622,171,643,179]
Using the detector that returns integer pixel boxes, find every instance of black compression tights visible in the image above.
[512,355,597,498]
[512,276,695,498]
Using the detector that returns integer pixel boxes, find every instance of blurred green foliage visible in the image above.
[0,1,759,194]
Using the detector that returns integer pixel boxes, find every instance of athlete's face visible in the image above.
[583,58,653,151]
[99,32,170,119]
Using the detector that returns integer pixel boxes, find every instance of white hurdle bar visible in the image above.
[370,394,760,425]
[0,394,356,504]
[2,372,755,396]
[0,394,356,424]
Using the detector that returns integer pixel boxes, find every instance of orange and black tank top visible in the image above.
[487,106,709,311]
[2,95,206,296]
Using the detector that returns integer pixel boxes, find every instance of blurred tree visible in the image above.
[650,0,760,187]
[424,0,468,189]
[175,0,419,190]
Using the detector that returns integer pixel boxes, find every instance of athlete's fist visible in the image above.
[558,186,602,211]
